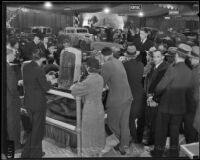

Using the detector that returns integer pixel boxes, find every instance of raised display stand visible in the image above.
[47,89,82,157]
[180,142,199,159]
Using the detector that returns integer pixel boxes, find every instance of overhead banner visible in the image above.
[129,4,142,11]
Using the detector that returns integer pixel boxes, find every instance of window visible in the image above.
[77,29,88,33]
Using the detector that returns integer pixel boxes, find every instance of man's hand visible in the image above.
[20,108,28,114]
[18,80,24,86]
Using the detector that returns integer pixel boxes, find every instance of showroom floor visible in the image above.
[15,135,187,158]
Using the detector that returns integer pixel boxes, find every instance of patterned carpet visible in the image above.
[14,134,188,158]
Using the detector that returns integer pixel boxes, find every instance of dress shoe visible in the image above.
[113,144,126,155]
[42,152,45,157]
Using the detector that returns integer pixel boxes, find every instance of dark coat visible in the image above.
[133,37,154,65]
[6,62,21,148]
[22,41,40,61]
[23,61,50,112]
[123,58,145,117]
[38,43,50,58]
[155,62,192,115]
[148,61,169,95]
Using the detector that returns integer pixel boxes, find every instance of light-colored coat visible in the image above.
[101,57,133,146]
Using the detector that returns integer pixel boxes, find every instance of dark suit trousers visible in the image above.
[21,110,46,158]
[183,113,198,143]
[129,99,145,143]
[154,112,183,157]
[145,106,158,144]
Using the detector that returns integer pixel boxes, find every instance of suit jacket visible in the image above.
[101,57,133,109]
[22,41,39,61]
[148,61,169,94]
[123,59,145,117]
[123,59,144,98]
[23,61,50,111]
[7,63,21,110]
[155,62,192,115]
[38,42,50,57]
[7,63,21,142]
[133,38,154,65]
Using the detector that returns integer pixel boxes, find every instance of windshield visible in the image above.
[31,28,41,34]
[77,29,88,33]
[44,28,52,34]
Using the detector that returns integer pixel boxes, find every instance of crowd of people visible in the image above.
[3,24,200,158]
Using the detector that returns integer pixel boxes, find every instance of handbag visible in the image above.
[20,110,32,134]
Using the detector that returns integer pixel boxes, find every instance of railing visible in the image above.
[47,89,82,157]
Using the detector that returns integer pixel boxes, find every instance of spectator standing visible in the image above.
[123,45,145,144]
[71,58,105,157]
[6,49,22,153]
[101,47,133,155]
[183,46,199,143]
[134,28,154,66]
[145,50,169,146]
[21,49,50,158]
[22,33,44,61]
[151,44,193,157]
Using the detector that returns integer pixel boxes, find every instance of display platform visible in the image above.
[180,142,199,159]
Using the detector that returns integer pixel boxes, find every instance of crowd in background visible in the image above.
[3,23,200,158]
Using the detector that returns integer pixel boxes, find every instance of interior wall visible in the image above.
[10,9,73,34]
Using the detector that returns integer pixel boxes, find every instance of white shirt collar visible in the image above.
[155,61,163,69]
[142,38,147,44]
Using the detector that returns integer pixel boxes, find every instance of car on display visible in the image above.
[19,26,55,42]
[61,27,94,49]
[181,31,199,45]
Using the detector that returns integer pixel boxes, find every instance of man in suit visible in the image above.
[22,33,44,61]
[21,49,51,158]
[145,50,169,146]
[101,47,133,155]
[151,43,193,157]
[123,45,145,144]
[184,46,199,143]
[133,28,154,66]
[6,49,22,153]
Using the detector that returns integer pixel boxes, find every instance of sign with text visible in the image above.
[169,10,179,15]
[129,4,142,11]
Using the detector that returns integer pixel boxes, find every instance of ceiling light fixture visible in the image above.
[44,2,53,9]
[138,11,144,17]
[104,8,110,14]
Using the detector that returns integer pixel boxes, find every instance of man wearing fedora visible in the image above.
[183,46,199,143]
[123,45,145,144]
[151,43,193,157]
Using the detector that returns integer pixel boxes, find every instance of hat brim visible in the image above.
[125,51,140,57]
[169,48,193,58]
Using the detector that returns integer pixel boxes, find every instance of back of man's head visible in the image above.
[101,47,112,56]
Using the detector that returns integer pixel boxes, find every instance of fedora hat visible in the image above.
[126,45,139,57]
[170,43,192,58]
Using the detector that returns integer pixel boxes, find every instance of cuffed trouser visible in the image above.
[107,100,132,148]
[21,110,46,158]
[153,112,183,157]
[183,113,198,143]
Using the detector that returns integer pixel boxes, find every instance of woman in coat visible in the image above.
[71,58,105,157]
